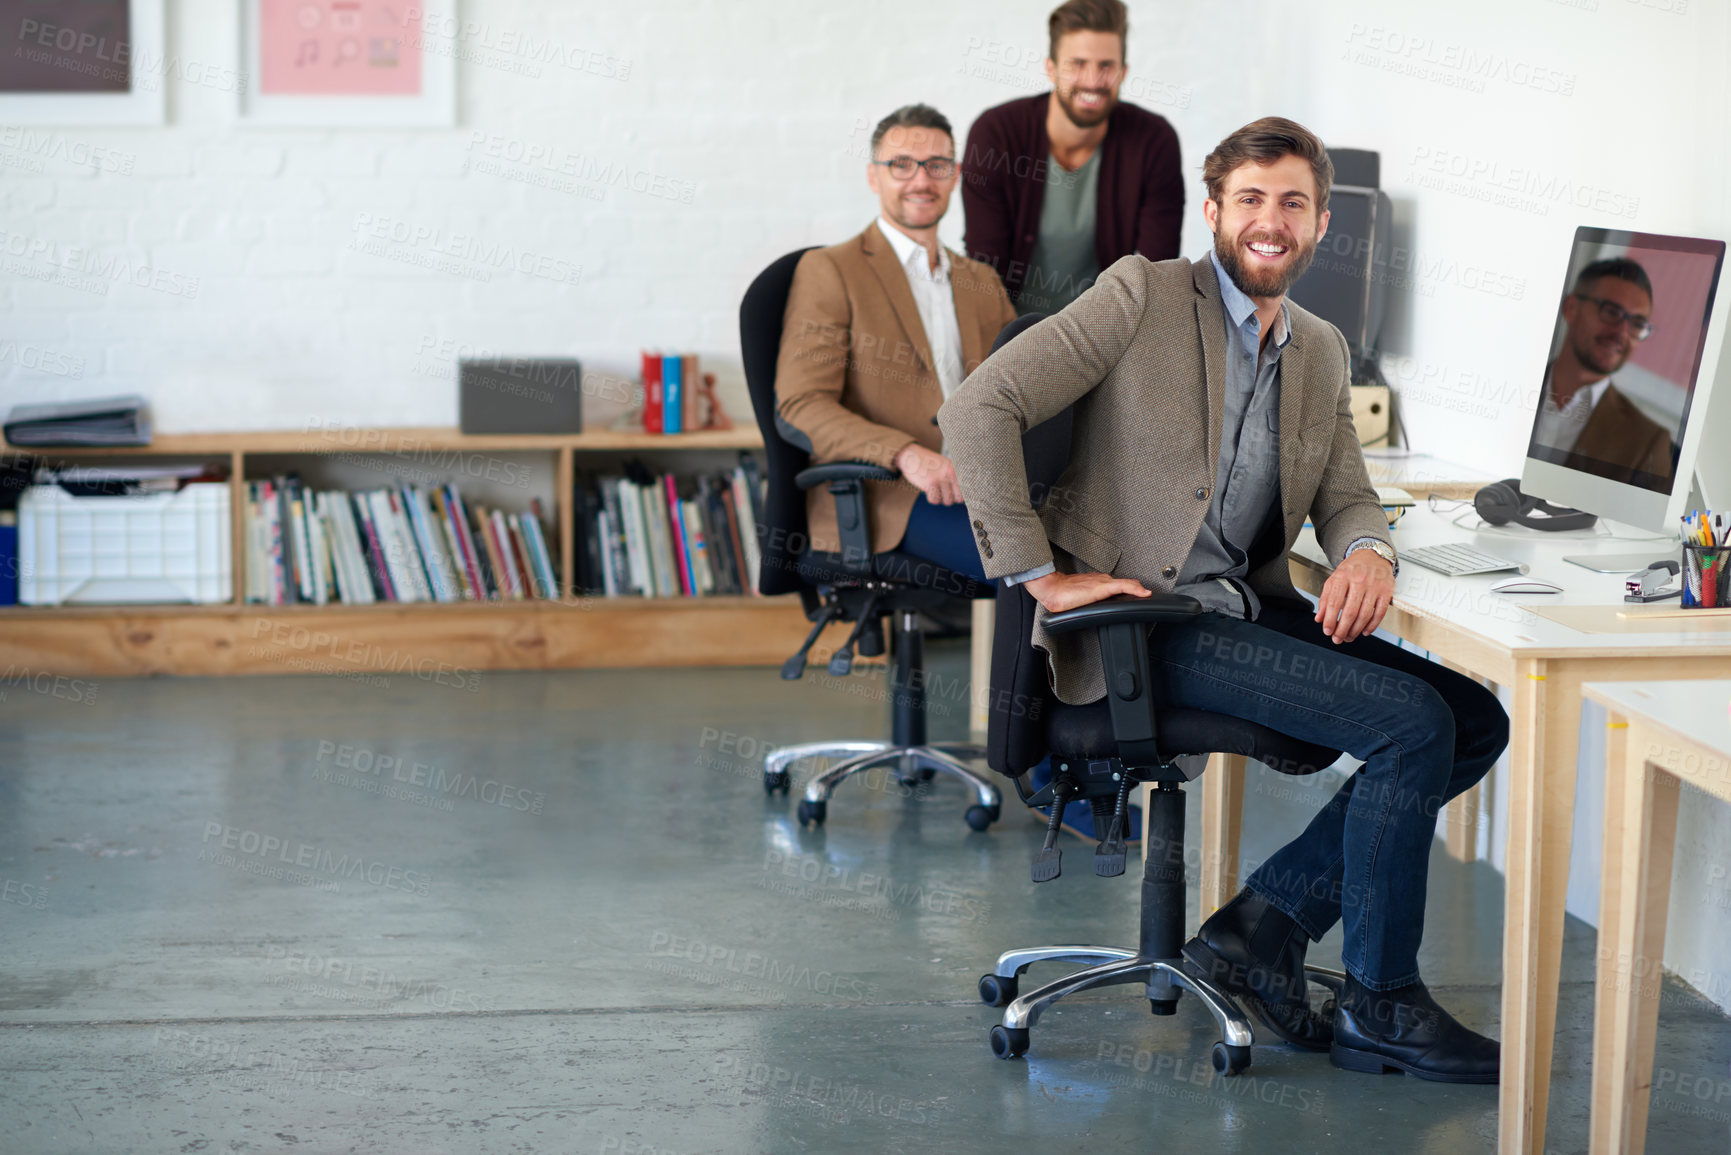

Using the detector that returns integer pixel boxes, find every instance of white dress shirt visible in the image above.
[877,218,966,400]
[1533,370,1611,454]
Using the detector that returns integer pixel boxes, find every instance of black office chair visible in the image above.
[973,313,1345,1073]
[738,248,1001,830]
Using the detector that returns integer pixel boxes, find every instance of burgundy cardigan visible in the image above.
[961,92,1185,305]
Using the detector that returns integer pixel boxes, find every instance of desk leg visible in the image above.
[1445,780,1483,863]
[969,601,994,739]
[1499,660,1583,1155]
[1588,715,1632,1155]
[1199,753,1246,918]
[1590,721,1678,1155]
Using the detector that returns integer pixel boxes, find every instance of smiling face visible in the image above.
[1044,30,1124,129]
[1203,154,1330,302]
[1561,275,1652,378]
[866,124,957,235]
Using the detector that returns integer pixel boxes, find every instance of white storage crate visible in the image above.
[19,483,232,605]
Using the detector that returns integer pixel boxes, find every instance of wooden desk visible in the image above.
[1361,448,1496,501]
[1582,680,1731,1155]
[1286,504,1731,1155]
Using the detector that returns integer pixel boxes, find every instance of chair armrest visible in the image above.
[1044,593,1202,768]
[1042,593,1202,636]
[793,462,900,576]
[794,461,899,489]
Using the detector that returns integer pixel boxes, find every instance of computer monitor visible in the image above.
[1520,226,1731,566]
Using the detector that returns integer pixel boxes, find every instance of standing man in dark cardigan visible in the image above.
[961,0,1185,315]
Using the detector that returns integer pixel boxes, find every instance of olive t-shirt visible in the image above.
[1017,149,1102,316]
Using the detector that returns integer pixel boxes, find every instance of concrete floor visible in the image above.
[1,639,1726,1154]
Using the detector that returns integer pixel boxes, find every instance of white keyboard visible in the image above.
[1402,542,1524,578]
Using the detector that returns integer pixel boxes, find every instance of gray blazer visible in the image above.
[938,254,1391,705]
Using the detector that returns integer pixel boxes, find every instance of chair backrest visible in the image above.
[980,314,1071,776]
[739,247,819,597]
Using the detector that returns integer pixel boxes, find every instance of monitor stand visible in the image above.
[1563,551,1676,574]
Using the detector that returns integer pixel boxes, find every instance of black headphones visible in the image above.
[1472,479,1599,532]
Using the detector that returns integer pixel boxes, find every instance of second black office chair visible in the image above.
[972,313,1345,1072]
[738,248,1001,830]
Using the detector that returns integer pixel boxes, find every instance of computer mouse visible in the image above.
[1491,578,1563,595]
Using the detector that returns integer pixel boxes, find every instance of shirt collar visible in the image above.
[1543,368,1613,414]
[1209,247,1290,350]
[878,218,950,282]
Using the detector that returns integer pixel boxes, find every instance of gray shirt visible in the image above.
[1016,150,1101,317]
[1171,250,1290,619]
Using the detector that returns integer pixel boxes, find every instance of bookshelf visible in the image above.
[0,427,810,678]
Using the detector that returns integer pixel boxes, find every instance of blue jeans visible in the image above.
[897,496,988,582]
[1145,602,1507,990]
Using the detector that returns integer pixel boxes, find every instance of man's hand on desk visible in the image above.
[893,444,963,505]
[1314,549,1395,644]
[1024,570,1151,614]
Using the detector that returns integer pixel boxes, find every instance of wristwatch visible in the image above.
[1346,537,1399,577]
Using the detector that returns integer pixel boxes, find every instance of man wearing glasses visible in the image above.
[775,104,1018,580]
[1534,257,1675,482]
[961,0,1184,316]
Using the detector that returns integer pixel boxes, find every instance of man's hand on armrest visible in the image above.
[893,444,963,506]
[1024,570,1151,613]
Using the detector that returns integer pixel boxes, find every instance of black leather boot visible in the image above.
[1330,976,1500,1084]
[1181,888,1333,1051]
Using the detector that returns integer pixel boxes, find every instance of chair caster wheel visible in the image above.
[796,799,827,826]
[763,770,790,796]
[964,805,995,832]
[978,973,1018,1007]
[989,1024,1029,1060]
[1212,1041,1252,1076]
[1149,998,1178,1016]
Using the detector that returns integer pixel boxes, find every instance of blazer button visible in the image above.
[1161,566,1176,579]
[984,547,995,558]
[972,520,983,529]
[1195,487,1208,500]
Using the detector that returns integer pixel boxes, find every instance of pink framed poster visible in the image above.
[240,0,454,126]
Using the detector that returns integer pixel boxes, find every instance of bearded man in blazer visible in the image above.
[776,104,1018,581]
[940,117,1509,1083]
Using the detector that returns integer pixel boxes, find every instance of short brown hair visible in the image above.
[1047,0,1128,64]
[1202,117,1334,216]
[870,103,954,158]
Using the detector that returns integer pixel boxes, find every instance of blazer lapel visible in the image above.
[1277,320,1309,519]
[862,222,937,375]
[1191,258,1226,480]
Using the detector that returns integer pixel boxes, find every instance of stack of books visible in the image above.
[244,478,558,605]
[575,457,764,598]
[640,351,713,434]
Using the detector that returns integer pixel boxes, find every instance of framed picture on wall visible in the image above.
[238,0,456,127]
[0,0,166,124]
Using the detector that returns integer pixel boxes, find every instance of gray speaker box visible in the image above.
[458,358,584,434]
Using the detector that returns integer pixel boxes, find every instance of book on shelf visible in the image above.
[243,477,560,606]
[574,454,766,600]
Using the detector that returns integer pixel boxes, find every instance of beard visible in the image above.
[1055,82,1116,129]
[1213,225,1319,300]
[1570,330,1631,376]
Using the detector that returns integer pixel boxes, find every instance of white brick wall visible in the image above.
[0,0,1260,432]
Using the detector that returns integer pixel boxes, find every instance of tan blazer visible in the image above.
[1574,382,1674,483]
[939,254,1391,705]
[775,222,1018,554]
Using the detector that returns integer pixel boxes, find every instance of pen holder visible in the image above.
[1681,543,1729,608]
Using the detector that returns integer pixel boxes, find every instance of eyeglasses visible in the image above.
[874,155,956,181]
[1574,293,1654,341]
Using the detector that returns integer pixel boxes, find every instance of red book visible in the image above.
[641,351,663,434]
